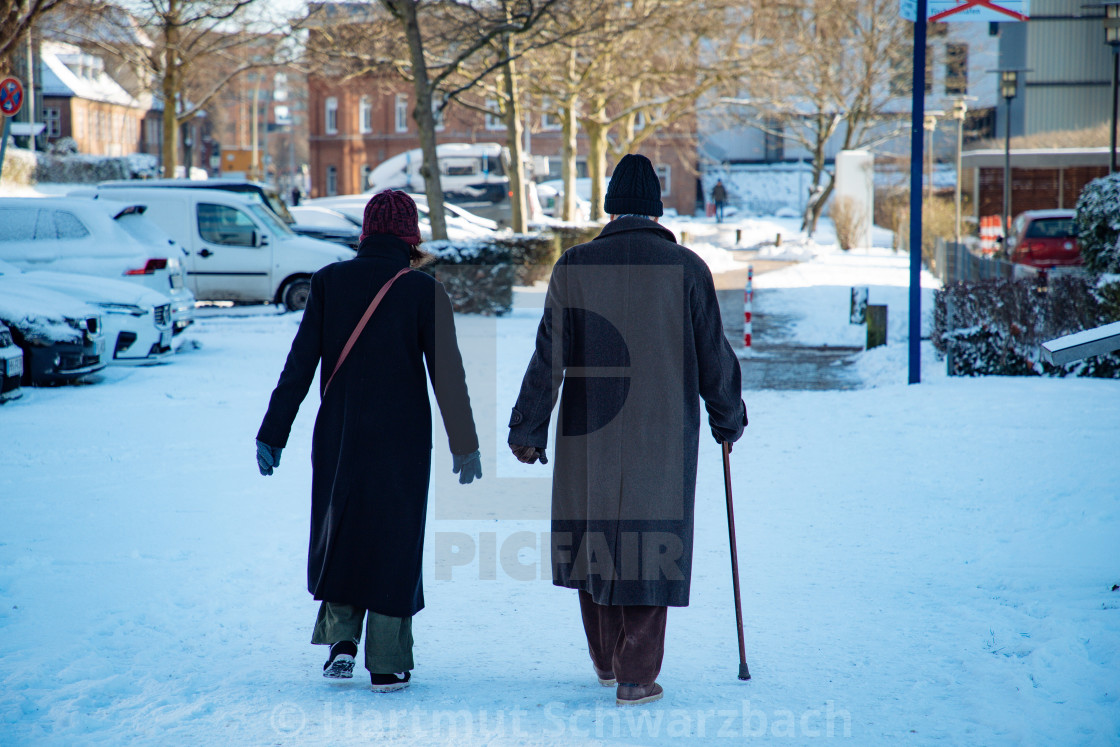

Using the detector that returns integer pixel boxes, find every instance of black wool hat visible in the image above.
[604,154,663,217]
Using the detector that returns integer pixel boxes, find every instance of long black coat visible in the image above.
[258,236,478,618]
[508,217,746,607]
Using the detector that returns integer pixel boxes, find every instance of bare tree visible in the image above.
[59,0,289,177]
[0,0,69,77]
[738,0,911,234]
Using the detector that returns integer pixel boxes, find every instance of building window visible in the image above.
[360,96,372,134]
[485,98,505,131]
[655,164,671,196]
[325,97,338,135]
[326,166,338,196]
[541,97,561,131]
[945,43,968,95]
[395,94,409,133]
[43,107,61,138]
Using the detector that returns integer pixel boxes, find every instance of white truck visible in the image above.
[83,187,355,311]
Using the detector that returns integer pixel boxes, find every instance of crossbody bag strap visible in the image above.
[321,267,411,399]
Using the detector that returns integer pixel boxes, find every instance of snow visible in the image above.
[1,217,1118,745]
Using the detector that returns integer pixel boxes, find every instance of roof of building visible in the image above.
[40,41,141,109]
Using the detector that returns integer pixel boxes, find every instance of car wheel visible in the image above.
[281,278,312,312]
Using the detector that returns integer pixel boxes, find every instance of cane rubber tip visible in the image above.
[738,664,751,681]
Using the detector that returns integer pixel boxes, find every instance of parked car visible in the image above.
[287,205,362,249]
[83,187,355,311]
[536,178,592,222]
[97,177,297,222]
[305,195,493,242]
[0,321,24,402]
[0,197,195,334]
[0,259,173,365]
[1006,210,1082,270]
[0,277,106,385]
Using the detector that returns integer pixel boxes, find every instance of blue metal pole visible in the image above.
[908,0,928,384]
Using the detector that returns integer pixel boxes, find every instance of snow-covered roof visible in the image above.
[40,42,141,109]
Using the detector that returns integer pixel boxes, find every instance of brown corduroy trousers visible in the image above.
[578,590,668,686]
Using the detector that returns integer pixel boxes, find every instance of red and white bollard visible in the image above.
[743,265,753,348]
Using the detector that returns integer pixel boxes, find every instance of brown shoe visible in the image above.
[616,682,663,706]
[593,665,616,687]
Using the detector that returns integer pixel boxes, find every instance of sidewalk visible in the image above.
[715,257,863,391]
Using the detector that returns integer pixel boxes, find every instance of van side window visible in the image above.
[198,203,258,247]
[0,208,38,241]
[53,211,91,239]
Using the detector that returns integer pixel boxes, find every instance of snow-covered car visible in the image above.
[0,321,23,402]
[287,205,362,249]
[0,278,106,385]
[536,178,592,221]
[0,197,196,334]
[305,195,493,242]
[0,259,173,365]
[407,193,501,233]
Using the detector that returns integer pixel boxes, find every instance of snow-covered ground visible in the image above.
[2,218,1118,745]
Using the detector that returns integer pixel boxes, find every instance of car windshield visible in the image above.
[1025,218,1075,239]
[261,188,296,224]
[247,203,295,236]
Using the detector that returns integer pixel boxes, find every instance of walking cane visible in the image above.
[722,441,751,680]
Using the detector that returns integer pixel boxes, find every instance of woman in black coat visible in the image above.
[256,190,481,692]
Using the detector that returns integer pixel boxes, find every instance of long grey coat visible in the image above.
[508,217,746,607]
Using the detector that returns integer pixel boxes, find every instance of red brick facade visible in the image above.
[307,74,699,216]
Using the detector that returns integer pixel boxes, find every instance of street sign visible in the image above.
[0,76,24,117]
[902,0,1028,21]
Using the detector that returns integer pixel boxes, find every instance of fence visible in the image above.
[933,238,1028,284]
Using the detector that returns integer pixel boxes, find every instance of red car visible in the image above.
[1006,210,1082,269]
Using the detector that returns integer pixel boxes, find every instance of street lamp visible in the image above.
[989,67,1029,242]
[1086,2,1120,173]
[949,97,975,247]
[923,110,944,203]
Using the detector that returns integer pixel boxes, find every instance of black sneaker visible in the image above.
[370,670,411,692]
[322,641,358,679]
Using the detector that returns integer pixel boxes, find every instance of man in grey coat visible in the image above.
[508,154,747,706]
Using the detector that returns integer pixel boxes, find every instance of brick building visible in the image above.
[961,148,1110,219]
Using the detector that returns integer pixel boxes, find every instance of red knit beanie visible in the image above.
[360,189,422,246]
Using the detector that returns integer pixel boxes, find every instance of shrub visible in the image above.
[831,195,867,251]
[933,274,1120,376]
[1075,173,1120,274]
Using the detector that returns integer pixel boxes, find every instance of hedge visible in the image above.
[0,147,159,187]
[932,274,1120,377]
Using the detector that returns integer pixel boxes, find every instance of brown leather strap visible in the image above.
[322,267,411,398]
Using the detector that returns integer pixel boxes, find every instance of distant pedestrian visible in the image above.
[711,179,727,223]
[256,189,481,693]
[290,186,301,206]
[508,154,747,706]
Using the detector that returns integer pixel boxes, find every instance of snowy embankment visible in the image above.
[1,224,1118,745]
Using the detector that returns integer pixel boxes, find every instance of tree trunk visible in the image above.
[585,98,608,222]
[501,35,527,233]
[390,0,447,240]
[560,91,578,222]
[161,12,179,178]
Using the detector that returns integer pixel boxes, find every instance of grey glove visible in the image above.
[452,450,482,484]
[510,444,548,465]
[256,439,283,476]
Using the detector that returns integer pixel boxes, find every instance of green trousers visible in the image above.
[311,601,414,674]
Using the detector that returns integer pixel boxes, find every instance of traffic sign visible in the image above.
[0,76,24,117]
[901,0,1028,21]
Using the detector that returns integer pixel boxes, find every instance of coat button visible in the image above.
[509,409,523,426]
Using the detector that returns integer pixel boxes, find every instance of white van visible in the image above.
[85,187,355,311]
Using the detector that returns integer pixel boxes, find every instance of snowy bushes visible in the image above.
[421,233,567,315]
[933,275,1120,377]
[1075,173,1120,274]
[0,147,159,187]
[831,196,867,251]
